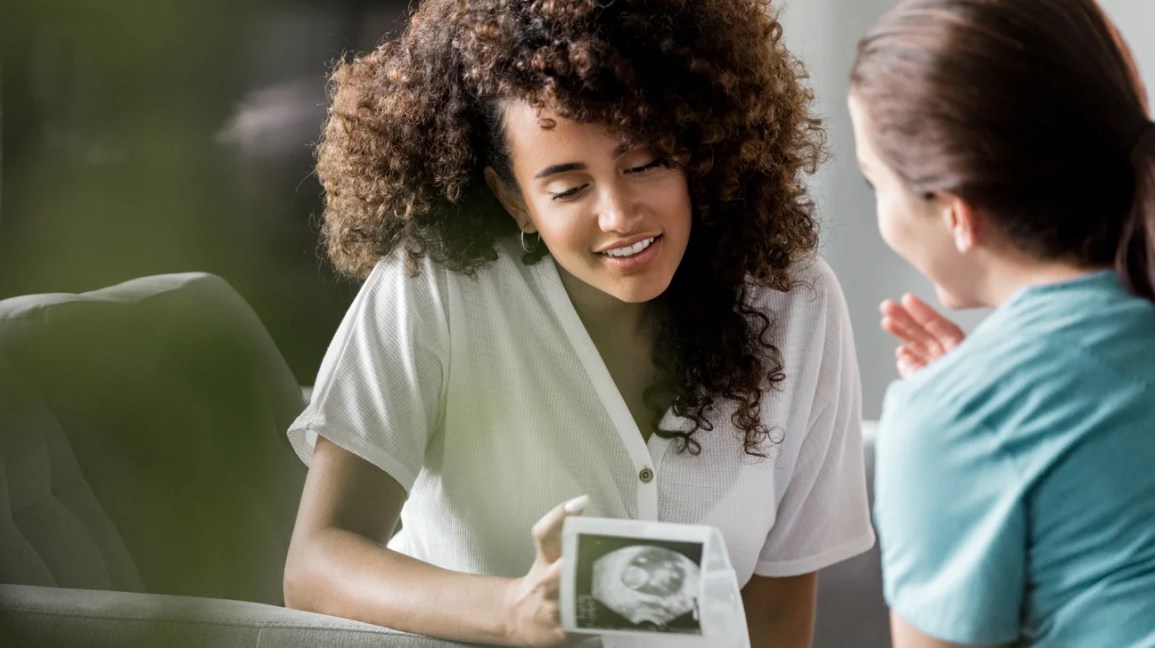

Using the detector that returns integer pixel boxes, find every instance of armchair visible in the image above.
[0,272,468,647]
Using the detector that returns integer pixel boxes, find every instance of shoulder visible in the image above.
[752,254,846,312]
[358,250,449,307]
[882,335,1016,426]
[788,253,844,295]
[879,321,1080,452]
[746,256,858,420]
[361,240,535,298]
[748,254,853,343]
[340,250,459,337]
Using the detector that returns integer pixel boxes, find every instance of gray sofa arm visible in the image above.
[0,584,477,648]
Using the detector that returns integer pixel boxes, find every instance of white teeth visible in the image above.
[602,237,655,258]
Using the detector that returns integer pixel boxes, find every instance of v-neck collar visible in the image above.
[533,257,681,519]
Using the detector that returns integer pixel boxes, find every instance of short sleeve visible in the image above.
[874,379,1026,645]
[754,262,876,576]
[287,255,450,492]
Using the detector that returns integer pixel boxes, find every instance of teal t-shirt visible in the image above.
[876,271,1155,647]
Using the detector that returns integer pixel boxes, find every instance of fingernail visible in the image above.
[564,495,589,514]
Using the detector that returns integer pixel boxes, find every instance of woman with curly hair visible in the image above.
[850,0,1155,646]
[284,0,874,645]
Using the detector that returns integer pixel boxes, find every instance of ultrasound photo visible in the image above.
[571,533,704,634]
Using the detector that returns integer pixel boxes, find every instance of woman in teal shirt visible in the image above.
[848,0,1155,646]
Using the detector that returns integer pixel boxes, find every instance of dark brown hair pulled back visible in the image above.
[850,0,1155,302]
[1121,124,1155,301]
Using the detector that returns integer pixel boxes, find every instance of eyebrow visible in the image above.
[534,162,586,179]
[532,142,640,179]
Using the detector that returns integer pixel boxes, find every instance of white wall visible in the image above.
[777,0,1155,419]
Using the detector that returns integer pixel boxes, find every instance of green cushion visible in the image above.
[0,273,306,604]
[0,357,143,592]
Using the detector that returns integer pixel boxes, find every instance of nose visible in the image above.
[596,184,642,233]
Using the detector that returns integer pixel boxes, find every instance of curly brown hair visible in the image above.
[316,0,825,455]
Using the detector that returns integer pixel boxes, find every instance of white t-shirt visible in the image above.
[288,241,874,586]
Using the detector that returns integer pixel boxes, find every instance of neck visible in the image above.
[977,253,1109,307]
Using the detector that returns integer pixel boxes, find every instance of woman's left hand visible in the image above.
[499,495,589,647]
[879,294,966,378]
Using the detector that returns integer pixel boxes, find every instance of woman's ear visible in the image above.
[484,167,536,233]
[943,194,979,253]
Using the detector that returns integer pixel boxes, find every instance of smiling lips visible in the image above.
[598,236,658,258]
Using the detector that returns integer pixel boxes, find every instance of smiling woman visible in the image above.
[487,101,692,310]
[283,1,875,647]
[850,1,1155,646]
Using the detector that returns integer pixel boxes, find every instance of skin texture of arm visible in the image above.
[741,572,818,648]
[891,612,1011,648]
[283,437,570,647]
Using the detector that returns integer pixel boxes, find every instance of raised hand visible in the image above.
[500,495,588,647]
[879,294,966,378]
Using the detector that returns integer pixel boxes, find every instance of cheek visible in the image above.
[536,220,584,253]
[525,200,583,248]
[875,194,913,253]
[648,176,693,228]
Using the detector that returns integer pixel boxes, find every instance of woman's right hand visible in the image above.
[880,294,966,378]
[501,495,589,647]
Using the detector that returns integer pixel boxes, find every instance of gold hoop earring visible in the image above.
[520,229,541,253]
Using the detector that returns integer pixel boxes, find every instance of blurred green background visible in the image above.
[0,0,411,382]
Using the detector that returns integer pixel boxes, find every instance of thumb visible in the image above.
[531,495,588,564]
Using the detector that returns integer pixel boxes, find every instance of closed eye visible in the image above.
[625,159,664,175]
[551,184,589,201]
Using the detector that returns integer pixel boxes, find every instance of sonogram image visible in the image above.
[573,534,704,634]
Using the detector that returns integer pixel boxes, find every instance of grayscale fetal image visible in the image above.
[574,534,703,634]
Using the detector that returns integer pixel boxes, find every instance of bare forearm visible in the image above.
[890,612,1009,648]
[285,527,514,645]
[746,610,815,648]
[742,572,817,648]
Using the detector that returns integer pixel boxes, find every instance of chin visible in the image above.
[934,284,981,310]
[608,277,674,304]
[610,286,667,304]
